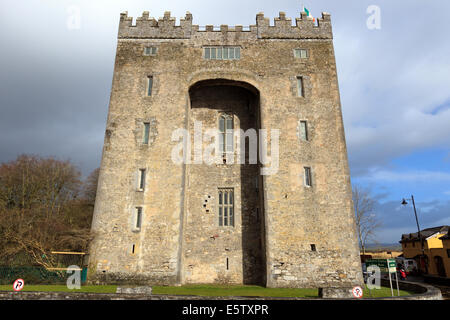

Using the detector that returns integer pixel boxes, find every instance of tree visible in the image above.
[352,185,382,255]
[83,167,99,207]
[0,155,94,268]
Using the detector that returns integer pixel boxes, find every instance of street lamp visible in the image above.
[401,195,428,274]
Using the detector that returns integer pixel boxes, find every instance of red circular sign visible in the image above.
[352,286,363,298]
[13,279,25,292]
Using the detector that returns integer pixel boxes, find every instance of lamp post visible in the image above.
[401,195,428,274]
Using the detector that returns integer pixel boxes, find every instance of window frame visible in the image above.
[135,207,143,230]
[218,188,234,227]
[143,46,157,56]
[138,168,146,191]
[146,76,153,96]
[204,46,241,60]
[219,114,234,158]
[296,76,304,97]
[299,120,308,141]
[294,48,308,59]
[304,166,312,187]
[143,122,150,144]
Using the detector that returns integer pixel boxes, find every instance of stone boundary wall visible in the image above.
[0,281,442,300]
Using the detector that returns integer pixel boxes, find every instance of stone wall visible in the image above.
[89,10,363,289]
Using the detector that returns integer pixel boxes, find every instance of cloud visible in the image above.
[359,169,450,183]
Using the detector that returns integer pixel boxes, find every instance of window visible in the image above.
[135,207,142,229]
[311,244,316,251]
[219,114,234,157]
[204,47,240,60]
[447,249,450,258]
[138,169,146,190]
[299,120,308,141]
[143,123,150,144]
[218,189,234,227]
[146,76,153,96]
[304,167,312,187]
[144,46,157,56]
[294,49,308,59]
[297,76,304,97]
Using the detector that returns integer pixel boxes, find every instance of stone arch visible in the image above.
[182,77,267,285]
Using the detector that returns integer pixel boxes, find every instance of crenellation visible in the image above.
[118,11,332,40]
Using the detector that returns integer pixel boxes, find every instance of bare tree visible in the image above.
[0,155,93,268]
[83,167,100,206]
[352,185,382,255]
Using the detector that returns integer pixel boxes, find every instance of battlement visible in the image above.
[118,11,332,39]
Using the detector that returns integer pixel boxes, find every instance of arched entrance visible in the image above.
[182,79,266,285]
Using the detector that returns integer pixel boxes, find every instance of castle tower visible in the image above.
[89,10,363,297]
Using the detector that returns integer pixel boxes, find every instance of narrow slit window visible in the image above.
[304,167,312,187]
[297,76,304,97]
[138,169,146,190]
[143,123,150,144]
[219,114,233,157]
[147,76,153,96]
[300,121,308,141]
[218,189,234,227]
[132,244,135,254]
[135,207,142,229]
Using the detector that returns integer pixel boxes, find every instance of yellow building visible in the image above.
[400,226,449,278]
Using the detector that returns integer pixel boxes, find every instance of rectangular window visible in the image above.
[204,47,240,60]
[297,76,304,97]
[144,46,157,56]
[138,169,146,190]
[135,207,142,229]
[294,49,308,59]
[299,120,308,141]
[143,123,150,144]
[147,76,153,96]
[218,189,234,227]
[219,115,234,157]
[304,167,312,187]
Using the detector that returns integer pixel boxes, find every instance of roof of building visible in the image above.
[400,225,449,243]
[439,233,450,240]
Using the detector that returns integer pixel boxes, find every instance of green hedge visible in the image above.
[0,266,67,285]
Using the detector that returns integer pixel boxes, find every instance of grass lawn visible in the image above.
[0,284,117,293]
[0,283,412,298]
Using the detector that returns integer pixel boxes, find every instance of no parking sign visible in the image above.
[13,279,24,291]
[352,286,363,298]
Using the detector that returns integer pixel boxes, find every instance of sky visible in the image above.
[0,0,449,243]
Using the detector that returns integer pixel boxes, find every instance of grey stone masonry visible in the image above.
[88,10,364,290]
